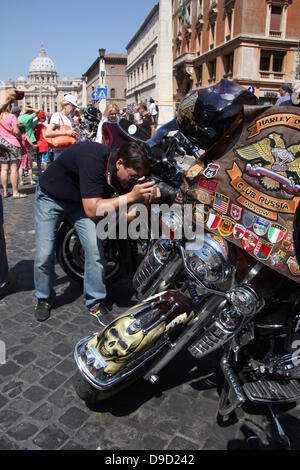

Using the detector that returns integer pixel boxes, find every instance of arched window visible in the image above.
[111,88,116,99]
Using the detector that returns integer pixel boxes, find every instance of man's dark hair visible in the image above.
[117,141,151,170]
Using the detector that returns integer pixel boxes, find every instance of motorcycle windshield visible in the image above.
[147,119,179,148]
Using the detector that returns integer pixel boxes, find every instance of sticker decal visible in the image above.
[254,240,273,261]
[213,193,229,215]
[282,232,295,252]
[206,212,221,231]
[241,230,259,252]
[235,133,300,195]
[287,256,300,277]
[268,224,287,244]
[270,250,287,269]
[233,224,246,240]
[227,163,300,214]
[230,203,243,222]
[242,210,256,229]
[253,217,271,237]
[218,217,235,237]
[203,163,220,179]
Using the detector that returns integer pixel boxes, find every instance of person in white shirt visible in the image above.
[45,94,80,161]
[149,98,158,127]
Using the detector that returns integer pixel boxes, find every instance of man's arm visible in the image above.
[82,180,156,219]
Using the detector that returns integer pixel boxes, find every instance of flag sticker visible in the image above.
[213,193,229,215]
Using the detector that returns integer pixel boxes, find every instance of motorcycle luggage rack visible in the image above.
[243,379,300,404]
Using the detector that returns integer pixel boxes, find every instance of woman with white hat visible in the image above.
[45,94,80,161]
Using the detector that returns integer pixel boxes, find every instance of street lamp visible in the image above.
[99,48,106,59]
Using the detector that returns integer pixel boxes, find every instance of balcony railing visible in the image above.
[269,30,282,38]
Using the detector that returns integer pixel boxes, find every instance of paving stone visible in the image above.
[40,370,67,390]
[19,335,38,346]
[52,343,72,357]
[0,435,19,450]
[166,435,201,451]
[23,385,49,403]
[0,361,21,377]
[48,388,75,409]
[0,409,23,431]
[18,364,45,383]
[13,351,37,366]
[0,319,17,330]
[60,440,86,450]
[59,406,90,430]
[45,331,67,345]
[2,380,25,398]
[35,353,62,370]
[7,398,33,414]
[0,393,8,409]
[7,422,39,441]
[56,358,75,374]
[33,424,69,450]
[30,403,55,422]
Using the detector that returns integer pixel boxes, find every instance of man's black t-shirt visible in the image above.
[39,142,116,203]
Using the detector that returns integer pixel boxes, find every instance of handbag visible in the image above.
[43,114,77,148]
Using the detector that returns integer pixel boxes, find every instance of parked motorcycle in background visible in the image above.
[73,80,300,448]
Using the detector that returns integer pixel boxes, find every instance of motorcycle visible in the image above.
[73,80,300,448]
[55,117,189,284]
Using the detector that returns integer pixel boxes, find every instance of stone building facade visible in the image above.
[82,51,127,109]
[126,4,159,106]
[173,0,299,105]
[1,44,82,113]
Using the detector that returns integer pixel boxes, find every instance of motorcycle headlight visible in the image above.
[186,233,232,284]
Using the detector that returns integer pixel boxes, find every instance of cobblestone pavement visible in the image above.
[1,180,300,451]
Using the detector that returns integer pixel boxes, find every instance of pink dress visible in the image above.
[0,113,22,162]
[19,136,32,170]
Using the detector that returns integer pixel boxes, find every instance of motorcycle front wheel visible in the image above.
[55,223,125,284]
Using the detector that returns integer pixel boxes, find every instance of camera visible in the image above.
[15,90,25,100]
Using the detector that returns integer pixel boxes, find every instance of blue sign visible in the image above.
[91,90,97,101]
[96,86,107,100]
[248,86,255,94]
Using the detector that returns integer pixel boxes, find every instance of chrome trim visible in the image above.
[74,334,169,391]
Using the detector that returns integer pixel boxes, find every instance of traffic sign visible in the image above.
[96,86,107,100]
[248,86,255,94]
[91,90,97,101]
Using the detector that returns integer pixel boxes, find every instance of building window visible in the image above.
[225,10,233,41]
[223,52,234,77]
[198,0,203,17]
[195,64,203,86]
[209,22,215,49]
[208,59,217,82]
[270,5,282,32]
[196,31,202,55]
[111,88,116,99]
[260,50,285,73]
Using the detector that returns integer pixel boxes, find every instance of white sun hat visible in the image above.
[62,94,79,109]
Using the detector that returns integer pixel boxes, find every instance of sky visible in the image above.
[0,0,158,81]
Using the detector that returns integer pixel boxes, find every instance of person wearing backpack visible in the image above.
[149,98,158,128]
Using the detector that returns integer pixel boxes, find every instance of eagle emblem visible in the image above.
[235,133,300,194]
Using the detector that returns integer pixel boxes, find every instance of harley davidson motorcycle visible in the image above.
[73,80,300,448]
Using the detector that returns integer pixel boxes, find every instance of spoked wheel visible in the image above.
[56,223,122,284]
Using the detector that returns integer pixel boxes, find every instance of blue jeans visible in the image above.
[34,185,106,308]
[0,195,9,288]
